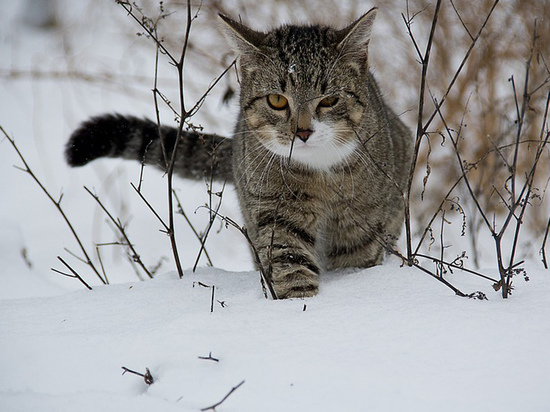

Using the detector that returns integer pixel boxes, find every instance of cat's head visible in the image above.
[220,9,377,171]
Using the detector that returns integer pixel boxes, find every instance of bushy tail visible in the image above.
[66,114,233,182]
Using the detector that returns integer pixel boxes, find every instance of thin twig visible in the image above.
[130,182,169,231]
[193,182,226,272]
[198,352,220,362]
[121,367,154,385]
[2,125,105,285]
[404,0,442,264]
[415,254,499,282]
[53,256,93,290]
[95,245,109,285]
[195,281,216,313]
[542,214,550,269]
[200,380,245,411]
[116,1,177,65]
[85,186,154,279]
[207,209,278,300]
[172,190,213,266]
[423,0,500,133]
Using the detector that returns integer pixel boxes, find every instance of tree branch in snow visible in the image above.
[193,182,225,273]
[51,256,93,290]
[198,352,220,362]
[402,0,500,266]
[432,23,550,297]
[117,0,235,280]
[84,186,154,280]
[395,0,550,298]
[194,281,216,313]
[172,189,213,267]
[200,380,245,411]
[1,125,105,287]
[121,366,154,385]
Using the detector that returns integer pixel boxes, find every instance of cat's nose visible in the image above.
[295,128,313,142]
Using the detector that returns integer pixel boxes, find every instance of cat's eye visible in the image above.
[318,96,339,108]
[267,94,289,110]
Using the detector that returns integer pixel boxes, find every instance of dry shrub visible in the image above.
[388,0,550,238]
[117,0,550,264]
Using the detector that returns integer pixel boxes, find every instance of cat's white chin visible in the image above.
[284,140,357,171]
[265,122,358,171]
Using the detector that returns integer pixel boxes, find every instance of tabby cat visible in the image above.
[66,8,412,298]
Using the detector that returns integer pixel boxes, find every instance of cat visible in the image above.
[66,8,413,299]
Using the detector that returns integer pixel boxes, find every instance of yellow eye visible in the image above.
[267,94,289,110]
[318,96,339,108]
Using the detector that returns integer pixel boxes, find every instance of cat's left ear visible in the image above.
[335,8,377,63]
[218,14,266,56]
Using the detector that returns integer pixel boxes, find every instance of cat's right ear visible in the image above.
[218,14,265,55]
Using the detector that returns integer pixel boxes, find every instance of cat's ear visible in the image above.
[218,14,266,55]
[335,8,377,63]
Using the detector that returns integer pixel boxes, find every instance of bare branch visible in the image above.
[53,256,93,290]
[200,380,245,412]
[85,186,154,279]
[2,125,105,285]
[121,367,154,385]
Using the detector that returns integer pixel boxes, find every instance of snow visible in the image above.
[2,264,550,411]
[1,1,549,411]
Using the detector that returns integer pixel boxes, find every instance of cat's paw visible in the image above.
[273,269,319,299]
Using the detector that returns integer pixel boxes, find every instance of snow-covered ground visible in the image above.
[1,1,549,411]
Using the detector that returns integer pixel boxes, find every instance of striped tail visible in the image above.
[65,114,233,182]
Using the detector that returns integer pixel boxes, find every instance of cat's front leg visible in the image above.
[252,207,320,299]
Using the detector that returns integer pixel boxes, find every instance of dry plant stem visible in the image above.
[207,209,278,300]
[84,186,154,279]
[102,223,145,281]
[510,21,537,200]
[422,0,500,131]
[130,182,170,232]
[414,254,499,283]
[403,0,442,264]
[438,76,549,297]
[410,258,467,297]
[198,352,220,362]
[192,183,225,272]
[542,215,550,269]
[196,281,216,313]
[172,190,213,266]
[161,0,194,280]
[121,367,154,385]
[117,0,190,279]
[186,58,238,118]
[413,175,463,256]
[540,92,550,270]
[1,125,106,285]
[382,241,470,297]
[52,256,93,290]
[438,210,446,277]
[119,1,235,280]
[403,0,500,263]
[95,245,109,284]
[201,380,245,412]
[116,1,177,65]
[494,33,549,296]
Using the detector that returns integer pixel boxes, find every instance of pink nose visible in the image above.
[296,128,313,142]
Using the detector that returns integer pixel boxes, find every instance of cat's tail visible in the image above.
[65,114,233,182]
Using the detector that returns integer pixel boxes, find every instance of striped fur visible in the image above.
[66,114,233,182]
